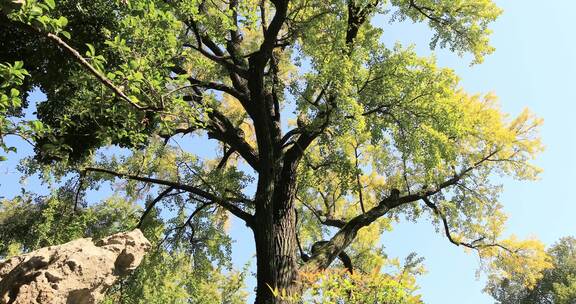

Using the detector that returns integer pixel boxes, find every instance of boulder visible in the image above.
[0,229,150,304]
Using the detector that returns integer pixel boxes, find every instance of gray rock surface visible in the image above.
[0,229,150,304]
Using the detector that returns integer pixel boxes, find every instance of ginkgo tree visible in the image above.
[1,0,552,303]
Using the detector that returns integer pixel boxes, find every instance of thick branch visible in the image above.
[183,16,255,125]
[226,0,248,68]
[137,186,174,228]
[346,0,380,45]
[217,147,236,169]
[184,19,248,78]
[302,149,501,271]
[279,128,302,147]
[179,86,260,171]
[159,125,198,143]
[188,77,249,104]
[299,200,346,229]
[84,167,254,226]
[206,109,260,171]
[256,0,289,68]
[282,95,335,168]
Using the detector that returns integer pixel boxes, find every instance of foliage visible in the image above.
[0,0,553,302]
[0,0,122,96]
[0,60,30,160]
[488,236,576,304]
[0,187,249,303]
[294,253,424,304]
[104,251,249,304]
[298,270,421,304]
[0,190,138,257]
[390,0,502,64]
[7,0,70,36]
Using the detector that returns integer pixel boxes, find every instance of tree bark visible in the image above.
[253,160,300,304]
[253,204,298,304]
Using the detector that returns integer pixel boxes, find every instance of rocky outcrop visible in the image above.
[0,229,150,304]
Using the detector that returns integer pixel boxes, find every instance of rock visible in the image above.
[0,229,150,304]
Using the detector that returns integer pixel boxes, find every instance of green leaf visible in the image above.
[29,6,43,16]
[85,43,95,57]
[133,71,144,82]
[57,16,68,27]
[30,120,44,132]
[44,0,55,10]
[60,31,71,39]
[10,88,19,97]
[128,96,140,103]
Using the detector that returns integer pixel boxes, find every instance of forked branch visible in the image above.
[422,197,515,253]
[84,167,254,226]
[302,149,502,271]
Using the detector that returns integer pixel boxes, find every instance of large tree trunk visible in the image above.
[253,207,298,304]
[253,164,300,304]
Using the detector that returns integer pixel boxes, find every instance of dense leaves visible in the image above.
[0,187,249,303]
[488,237,576,304]
[295,253,425,303]
[0,60,30,160]
[0,0,553,302]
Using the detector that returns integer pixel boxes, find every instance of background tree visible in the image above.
[0,187,250,303]
[1,0,552,303]
[488,237,576,304]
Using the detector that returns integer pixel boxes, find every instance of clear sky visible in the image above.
[225,1,576,302]
[377,1,576,302]
[1,1,575,303]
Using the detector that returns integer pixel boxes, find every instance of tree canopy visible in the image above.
[488,237,576,304]
[0,0,553,303]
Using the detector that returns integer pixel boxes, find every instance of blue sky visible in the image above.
[376,1,576,302]
[1,1,576,303]
[228,2,576,302]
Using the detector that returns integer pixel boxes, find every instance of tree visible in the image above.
[1,0,552,303]
[488,237,576,304]
[0,188,250,303]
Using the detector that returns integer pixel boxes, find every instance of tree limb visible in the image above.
[84,167,254,226]
[346,0,380,45]
[184,19,249,78]
[188,77,249,104]
[227,0,248,68]
[137,186,174,228]
[206,109,260,172]
[422,197,515,253]
[179,86,260,172]
[302,149,502,271]
[299,199,347,229]
[42,32,150,111]
[217,146,236,170]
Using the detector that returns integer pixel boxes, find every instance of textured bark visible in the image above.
[253,158,300,304]
[254,222,297,303]
[253,199,298,304]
